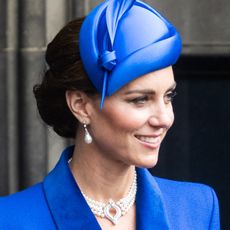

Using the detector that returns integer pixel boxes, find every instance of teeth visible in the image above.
[136,136,160,144]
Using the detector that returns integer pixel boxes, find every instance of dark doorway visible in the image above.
[151,55,230,229]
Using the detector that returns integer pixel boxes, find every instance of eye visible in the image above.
[129,95,149,105]
[165,90,177,103]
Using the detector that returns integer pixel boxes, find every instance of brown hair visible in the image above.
[33,18,98,138]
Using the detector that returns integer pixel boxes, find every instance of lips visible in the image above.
[135,135,160,144]
[135,135,161,145]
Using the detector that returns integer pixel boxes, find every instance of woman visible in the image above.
[0,0,219,229]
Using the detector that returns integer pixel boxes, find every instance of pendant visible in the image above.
[104,200,122,225]
[84,131,92,144]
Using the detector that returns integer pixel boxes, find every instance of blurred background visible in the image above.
[0,0,229,228]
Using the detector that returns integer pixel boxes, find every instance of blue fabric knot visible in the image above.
[99,50,117,71]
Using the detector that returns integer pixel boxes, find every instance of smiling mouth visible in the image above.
[135,135,161,144]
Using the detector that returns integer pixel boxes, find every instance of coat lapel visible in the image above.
[43,146,101,230]
[136,168,171,230]
[43,146,170,229]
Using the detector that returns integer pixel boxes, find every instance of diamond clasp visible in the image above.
[104,199,122,225]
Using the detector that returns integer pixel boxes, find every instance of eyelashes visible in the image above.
[128,95,149,104]
[127,90,178,106]
[165,90,177,102]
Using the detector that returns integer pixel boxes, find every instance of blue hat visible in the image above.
[79,0,182,108]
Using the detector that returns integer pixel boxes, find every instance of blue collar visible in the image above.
[43,146,170,229]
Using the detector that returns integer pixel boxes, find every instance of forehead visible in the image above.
[120,66,175,92]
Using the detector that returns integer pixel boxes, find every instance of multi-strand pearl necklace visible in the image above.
[68,158,137,225]
[82,170,137,225]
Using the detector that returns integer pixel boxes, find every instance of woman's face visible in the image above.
[88,66,176,168]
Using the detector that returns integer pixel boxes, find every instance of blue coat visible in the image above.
[0,146,220,229]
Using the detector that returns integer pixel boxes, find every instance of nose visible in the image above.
[148,102,174,130]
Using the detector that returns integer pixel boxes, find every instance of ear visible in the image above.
[65,90,92,124]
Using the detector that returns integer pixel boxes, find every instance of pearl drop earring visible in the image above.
[83,123,93,144]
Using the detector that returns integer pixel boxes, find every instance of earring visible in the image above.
[83,123,93,144]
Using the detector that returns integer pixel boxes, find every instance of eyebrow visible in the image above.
[124,82,177,95]
[166,82,177,92]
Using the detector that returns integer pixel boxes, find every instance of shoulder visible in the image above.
[0,183,45,211]
[154,176,220,229]
[155,176,216,200]
[0,183,55,229]
[154,176,218,209]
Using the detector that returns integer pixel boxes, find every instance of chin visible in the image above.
[134,153,159,169]
[139,160,159,169]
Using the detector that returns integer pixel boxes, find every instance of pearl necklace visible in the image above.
[68,158,137,225]
[82,170,137,225]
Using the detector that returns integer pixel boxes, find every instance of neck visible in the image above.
[69,134,135,202]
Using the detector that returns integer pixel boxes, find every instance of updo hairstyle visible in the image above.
[33,18,98,138]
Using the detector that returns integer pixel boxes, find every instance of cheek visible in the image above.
[104,107,147,132]
[168,106,175,128]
